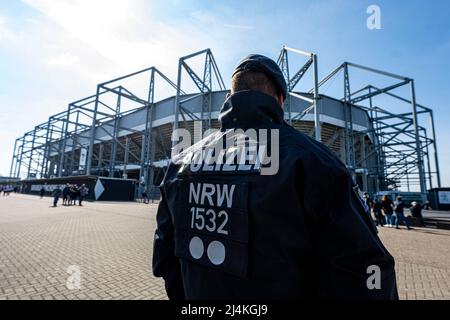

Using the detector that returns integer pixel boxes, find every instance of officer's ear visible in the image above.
[277,93,284,108]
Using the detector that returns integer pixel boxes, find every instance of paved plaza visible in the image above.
[0,193,449,300]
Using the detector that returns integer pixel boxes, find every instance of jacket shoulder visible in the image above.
[280,125,347,173]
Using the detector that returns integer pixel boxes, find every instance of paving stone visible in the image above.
[1,194,448,300]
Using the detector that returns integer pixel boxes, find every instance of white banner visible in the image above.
[79,148,87,170]
[438,191,450,204]
[31,184,65,192]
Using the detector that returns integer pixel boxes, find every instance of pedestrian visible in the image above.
[410,201,425,227]
[52,186,62,207]
[423,200,432,210]
[372,198,384,227]
[62,183,70,206]
[142,187,149,204]
[381,195,394,227]
[78,184,88,206]
[363,192,372,211]
[73,185,80,205]
[40,185,46,199]
[67,184,74,206]
[69,184,78,206]
[393,196,412,230]
[152,54,398,300]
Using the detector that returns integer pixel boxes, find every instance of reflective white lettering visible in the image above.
[216,184,235,208]
[201,183,215,206]
[189,182,201,204]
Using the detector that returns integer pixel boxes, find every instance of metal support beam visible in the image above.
[9,139,17,178]
[312,54,321,142]
[410,80,427,199]
[429,110,441,187]
[360,134,368,192]
[123,137,130,179]
[109,87,122,177]
[27,129,36,179]
[343,63,355,176]
[86,86,100,175]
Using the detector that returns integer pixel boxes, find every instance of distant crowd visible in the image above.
[363,193,431,229]
[40,183,89,207]
[0,185,18,196]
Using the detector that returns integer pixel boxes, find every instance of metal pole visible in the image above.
[148,133,156,199]
[69,110,80,175]
[422,128,433,190]
[312,54,321,142]
[138,69,157,199]
[429,110,441,187]
[45,125,54,177]
[280,50,291,124]
[172,59,183,148]
[27,130,36,179]
[9,139,18,178]
[410,80,427,199]
[58,110,70,177]
[40,118,51,178]
[140,104,154,194]
[123,137,130,179]
[98,143,104,175]
[360,134,368,191]
[368,88,380,193]
[86,86,100,175]
[405,160,410,192]
[16,137,25,178]
[109,87,122,177]
[343,63,355,179]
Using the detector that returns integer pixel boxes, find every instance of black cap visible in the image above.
[232,54,287,101]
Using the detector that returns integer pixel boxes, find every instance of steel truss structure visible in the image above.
[312,61,441,196]
[9,47,441,199]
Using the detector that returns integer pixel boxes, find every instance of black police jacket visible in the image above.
[152,90,398,300]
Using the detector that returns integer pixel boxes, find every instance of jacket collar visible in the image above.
[219,90,285,130]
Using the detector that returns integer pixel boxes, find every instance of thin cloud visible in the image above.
[47,53,80,67]
[0,14,14,42]
[223,23,254,31]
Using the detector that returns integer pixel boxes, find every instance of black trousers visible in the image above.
[374,211,384,226]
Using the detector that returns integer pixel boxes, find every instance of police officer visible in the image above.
[153,54,398,300]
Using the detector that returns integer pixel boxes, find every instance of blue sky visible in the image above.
[0,0,449,187]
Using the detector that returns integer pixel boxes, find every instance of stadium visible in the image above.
[8,46,442,202]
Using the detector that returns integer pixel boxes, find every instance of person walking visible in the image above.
[372,198,384,227]
[381,195,394,227]
[52,186,62,207]
[394,196,412,230]
[67,184,74,206]
[69,184,78,206]
[142,187,149,204]
[62,184,70,206]
[363,192,373,211]
[410,201,425,227]
[40,185,46,199]
[423,201,432,210]
[78,184,88,206]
